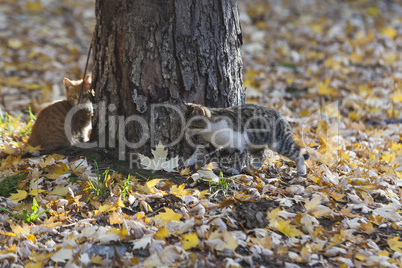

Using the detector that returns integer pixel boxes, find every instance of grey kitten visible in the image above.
[184,103,309,175]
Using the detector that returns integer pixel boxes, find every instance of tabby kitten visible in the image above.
[184,103,309,175]
[28,75,93,153]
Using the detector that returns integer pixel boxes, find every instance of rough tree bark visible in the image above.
[91,0,244,164]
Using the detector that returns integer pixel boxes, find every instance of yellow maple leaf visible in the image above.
[45,163,70,179]
[330,192,346,202]
[181,233,199,250]
[108,212,123,225]
[170,184,191,198]
[355,252,367,261]
[276,220,303,238]
[209,230,223,240]
[43,217,63,228]
[24,144,41,154]
[300,213,315,234]
[180,167,191,176]
[91,255,104,265]
[305,196,322,211]
[359,221,375,235]
[267,208,280,225]
[366,6,379,16]
[28,251,53,265]
[2,142,19,155]
[10,223,31,236]
[107,227,127,239]
[49,185,69,196]
[382,51,397,65]
[328,230,348,247]
[391,143,402,154]
[347,110,360,121]
[318,78,334,96]
[29,188,45,196]
[98,203,114,213]
[392,92,402,103]
[155,208,182,225]
[309,23,323,33]
[388,236,402,253]
[243,78,253,89]
[204,162,219,171]
[9,190,28,202]
[358,84,372,96]
[8,39,23,49]
[340,151,350,161]
[380,27,397,39]
[154,227,169,239]
[197,189,209,199]
[25,1,44,12]
[3,244,17,253]
[113,196,125,209]
[27,234,36,242]
[40,154,65,168]
[143,179,163,194]
[305,196,333,218]
[340,206,359,218]
[379,249,389,257]
[223,230,238,251]
[136,212,145,220]
[349,52,363,64]
[381,153,395,163]
[0,231,17,237]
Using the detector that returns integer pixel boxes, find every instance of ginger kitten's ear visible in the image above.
[84,75,92,89]
[63,78,74,92]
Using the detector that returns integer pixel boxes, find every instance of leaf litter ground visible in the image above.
[1,0,402,267]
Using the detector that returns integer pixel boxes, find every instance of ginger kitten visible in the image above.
[184,103,309,175]
[28,75,93,153]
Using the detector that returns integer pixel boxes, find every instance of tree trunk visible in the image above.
[91,0,244,165]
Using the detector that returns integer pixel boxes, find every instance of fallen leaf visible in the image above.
[181,233,198,250]
[49,185,69,196]
[132,234,153,250]
[50,248,73,263]
[180,167,191,175]
[154,227,169,239]
[276,220,303,238]
[380,27,397,39]
[9,190,28,202]
[388,236,402,253]
[155,208,182,225]
[170,184,191,198]
[143,179,163,194]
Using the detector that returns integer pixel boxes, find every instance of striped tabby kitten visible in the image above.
[184,103,309,175]
[28,75,93,153]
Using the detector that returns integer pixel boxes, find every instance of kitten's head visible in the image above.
[184,103,211,133]
[64,75,92,105]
